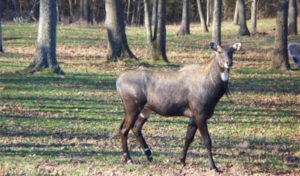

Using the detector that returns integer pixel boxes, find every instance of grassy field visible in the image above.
[0,19,299,175]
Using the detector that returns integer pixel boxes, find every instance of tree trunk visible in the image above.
[251,0,257,34]
[69,0,74,23]
[12,0,20,16]
[105,0,137,61]
[288,0,298,35]
[57,2,60,22]
[196,0,208,32]
[233,0,239,25]
[80,0,92,25]
[131,0,137,25]
[273,0,290,70]
[136,0,143,25]
[144,0,152,44]
[154,0,168,62]
[212,0,222,45]
[152,0,159,40]
[29,0,64,75]
[207,0,213,26]
[152,0,158,27]
[127,0,132,24]
[238,0,250,36]
[144,0,154,57]
[0,18,3,53]
[177,0,190,35]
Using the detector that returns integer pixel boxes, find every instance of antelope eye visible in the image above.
[217,51,222,54]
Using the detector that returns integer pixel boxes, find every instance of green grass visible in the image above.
[0,19,299,175]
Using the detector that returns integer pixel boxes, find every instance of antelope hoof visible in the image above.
[147,156,153,162]
[179,159,186,166]
[123,153,132,164]
[126,159,133,164]
[211,166,222,173]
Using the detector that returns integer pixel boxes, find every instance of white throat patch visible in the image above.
[221,69,229,82]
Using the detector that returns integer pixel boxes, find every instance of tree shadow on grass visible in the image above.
[230,77,300,94]
[0,72,117,91]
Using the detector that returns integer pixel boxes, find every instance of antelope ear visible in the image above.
[209,42,218,51]
[232,43,242,51]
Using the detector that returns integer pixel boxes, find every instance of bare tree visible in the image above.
[80,0,92,25]
[29,0,64,75]
[152,0,158,27]
[144,0,152,46]
[196,0,208,32]
[144,0,168,62]
[68,0,74,23]
[206,0,214,26]
[0,18,3,53]
[212,0,222,45]
[105,0,137,61]
[131,0,137,25]
[273,0,290,70]
[177,0,190,35]
[136,0,143,25]
[238,0,250,36]
[12,0,20,16]
[288,0,298,35]
[127,0,132,24]
[233,0,239,25]
[251,0,258,34]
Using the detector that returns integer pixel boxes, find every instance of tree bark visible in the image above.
[131,0,137,25]
[207,0,214,26]
[80,0,92,25]
[212,0,222,45]
[153,0,168,62]
[57,1,61,22]
[0,18,3,53]
[251,0,257,34]
[12,0,20,16]
[152,0,158,27]
[105,0,137,61]
[127,0,132,24]
[144,0,154,57]
[238,0,250,36]
[144,0,152,45]
[177,0,190,35]
[29,0,64,75]
[233,0,239,25]
[144,0,168,62]
[136,0,142,25]
[288,0,298,35]
[152,0,159,40]
[196,0,208,32]
[273,0,290,70]
[68,0,74,23]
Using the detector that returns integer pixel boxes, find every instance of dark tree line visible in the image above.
[2,0,298,24]
[0,0,297,74]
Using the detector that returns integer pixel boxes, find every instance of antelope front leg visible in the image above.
[133,116,153,162]
[196,119,220,172]
[179,118,197,165]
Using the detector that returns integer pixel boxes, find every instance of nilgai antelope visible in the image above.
[116,42,241,172]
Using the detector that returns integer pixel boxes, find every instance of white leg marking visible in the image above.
[144,148,150,152]
[140,113,149,119]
